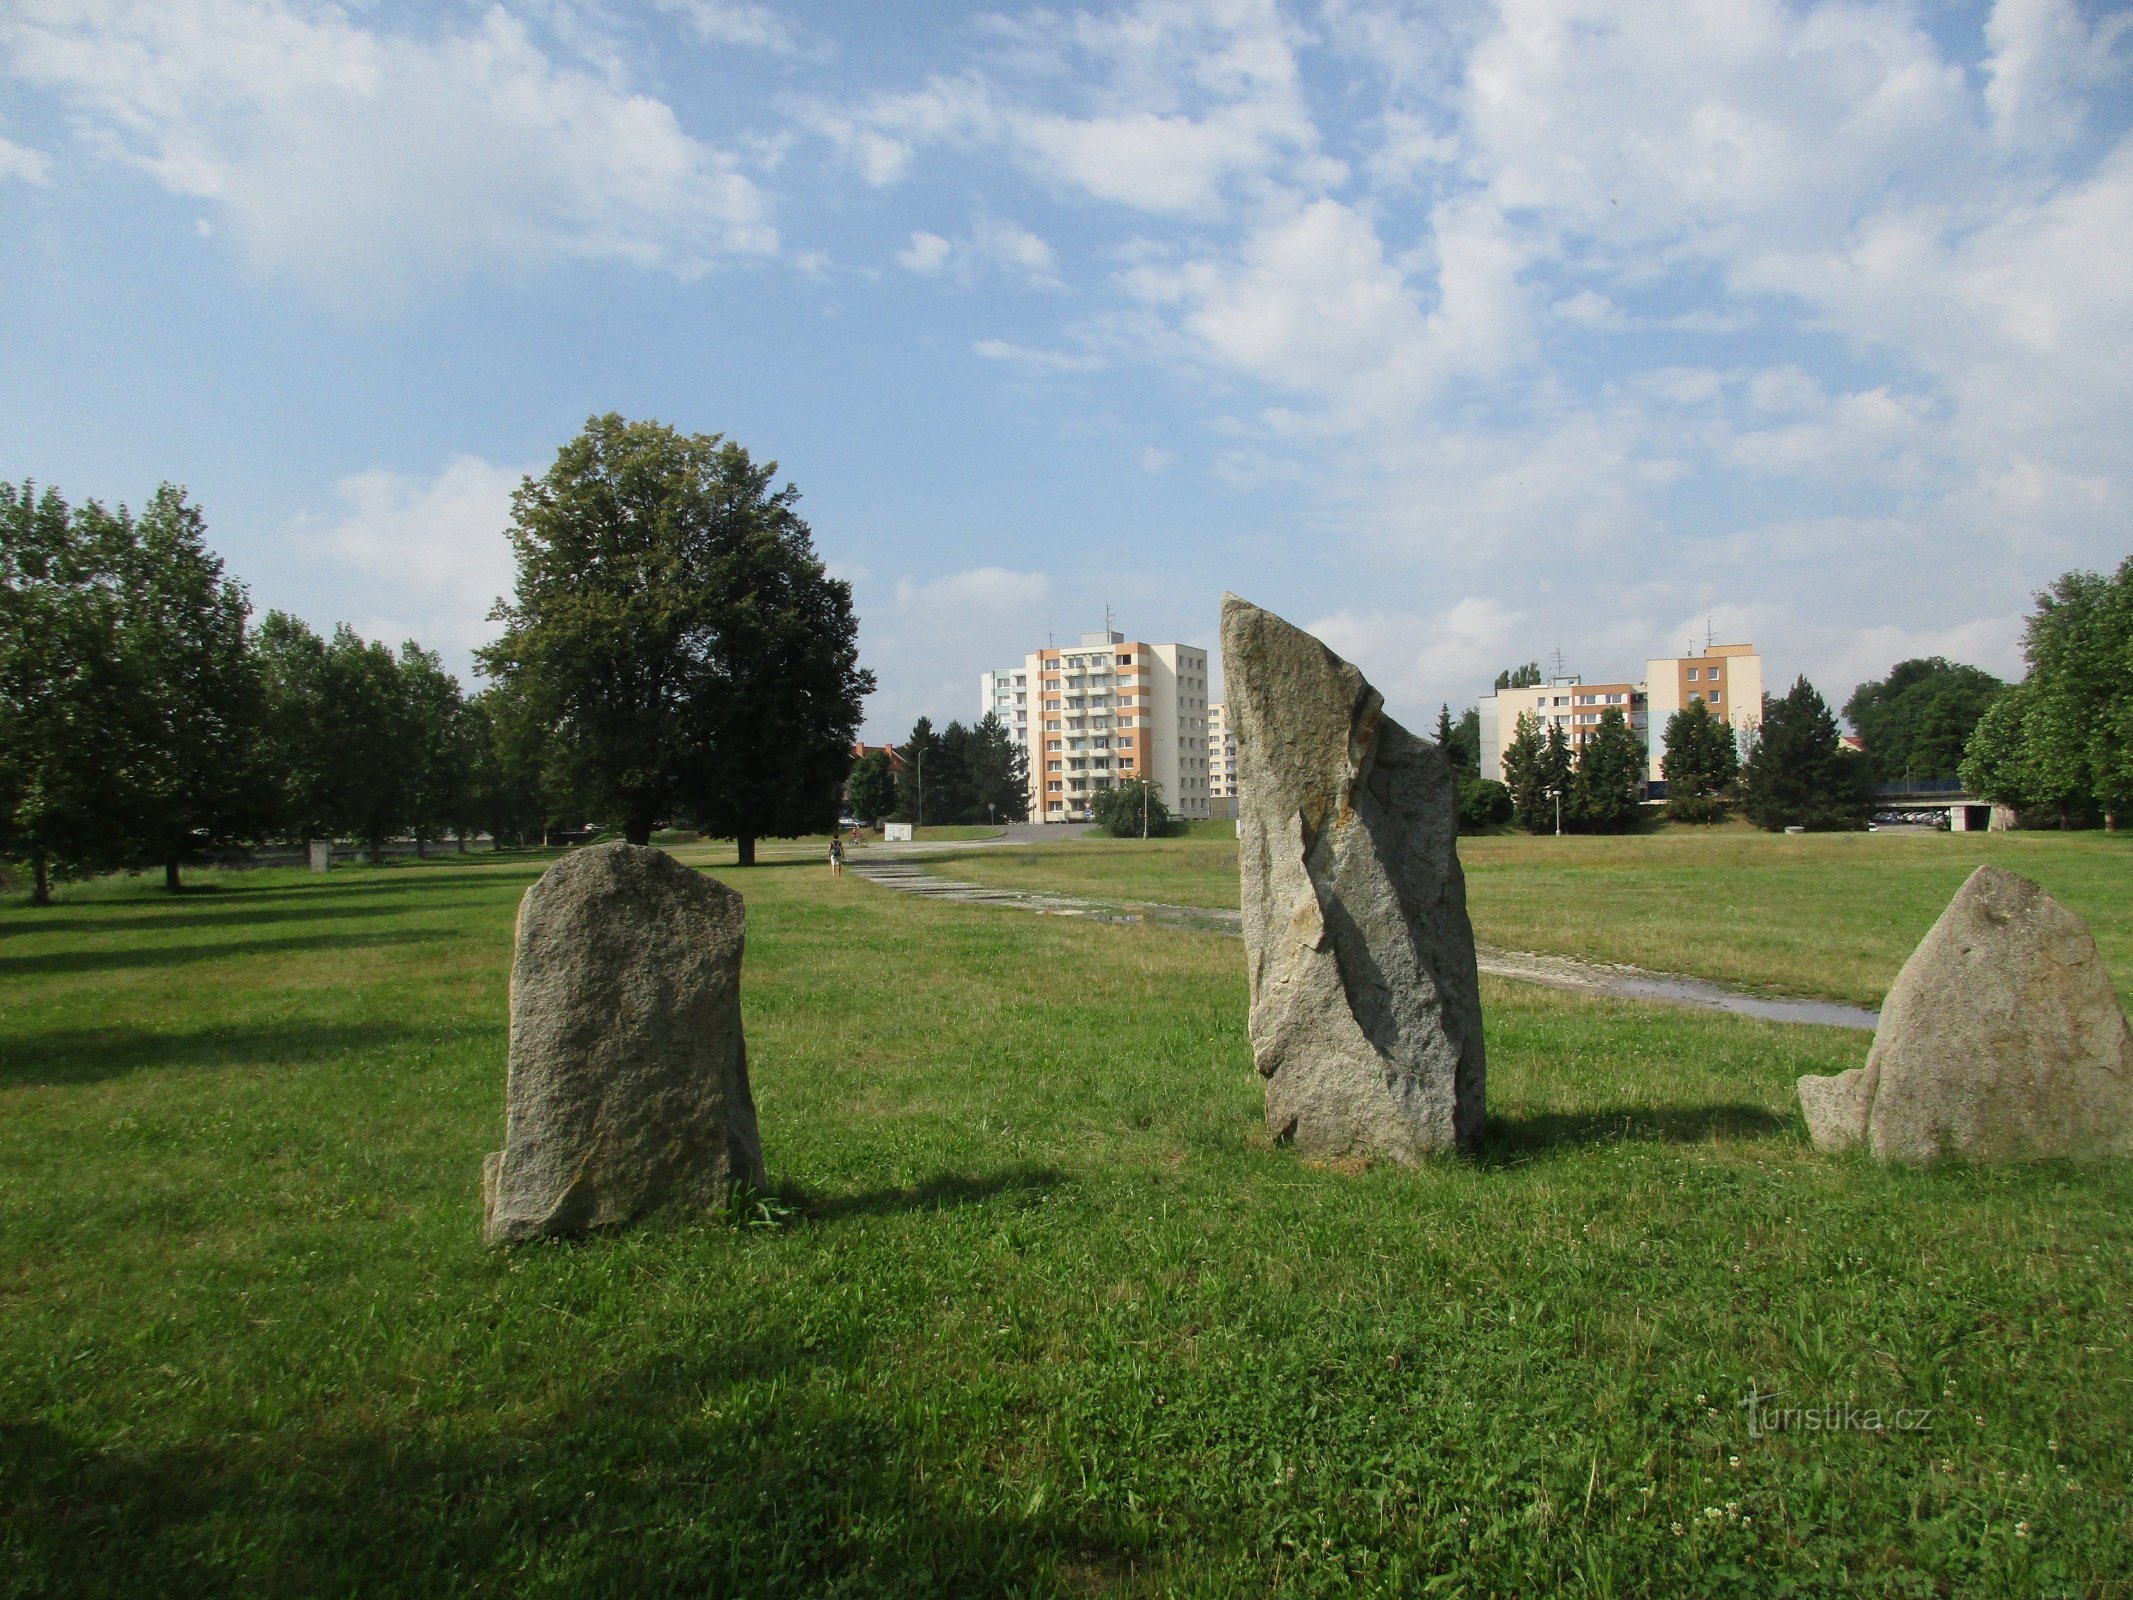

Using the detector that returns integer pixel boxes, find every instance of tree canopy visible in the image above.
[1739,678,1872,831]
[1494,663,1542,690]
[893,714,1027,825]
[1843,657,2004,783]
[844,751,898,826]
[1960,560,2133,829]
[1093,777,1169,838]
[480,414,873,860]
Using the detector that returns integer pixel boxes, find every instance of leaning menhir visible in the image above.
[1221,593,1486,1160]
[1799,865,2133,1164]
[482,841,765,1245]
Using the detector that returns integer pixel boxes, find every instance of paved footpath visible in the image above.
[848,849,1879,1032]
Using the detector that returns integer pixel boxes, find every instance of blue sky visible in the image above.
[4,0,2129,742]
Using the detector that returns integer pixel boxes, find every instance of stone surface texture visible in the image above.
[1799,865,2133,1163]
[1221,593,1486,1160]
[483,842,764,1244]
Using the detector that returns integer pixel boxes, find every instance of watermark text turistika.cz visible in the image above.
[1742,1388,1933,1438]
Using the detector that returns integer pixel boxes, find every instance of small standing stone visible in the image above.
[1798,865,2133,1163]
[482,842,765,1244]
[1221,594,1486,1161]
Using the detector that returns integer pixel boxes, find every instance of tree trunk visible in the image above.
[457,834,468,853]
[370,835,385,864]
[415,835,427,859]
[31,852,50,908]
[736,834,757,867]
[164,859,182,894]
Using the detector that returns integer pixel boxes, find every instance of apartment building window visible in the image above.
[1047,780,1063,792]
[1708,690,1721,704]
[1686,667,1699,680]
[1046,760,1062,772]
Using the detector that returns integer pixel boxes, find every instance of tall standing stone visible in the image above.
[482,842,765,1245]
[1221,594,1486,1160]
[1798,865,2133,1163]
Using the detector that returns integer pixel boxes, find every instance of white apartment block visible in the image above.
[1207,700,1239,819]
[1477,643,1765,791]
[1023,630,1214,822]
[978,665,1032,754]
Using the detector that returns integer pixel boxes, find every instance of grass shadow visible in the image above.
[796,1164,1068,1223]
[0,929,445,981]
[0,1341,1134,1597]
[1478,1102,1797,1165]
[0,1018,475,1089]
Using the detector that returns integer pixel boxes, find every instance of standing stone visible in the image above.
[482,841,765,1245]
[1221,594,1486,1160]
[1798,865,2133,1163]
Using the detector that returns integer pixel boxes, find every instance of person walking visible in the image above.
[828,834,845,876]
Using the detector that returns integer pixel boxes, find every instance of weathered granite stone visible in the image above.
[1798,865,2133,1163]
[482,841,764,1244]
[1221,593,1486,1160]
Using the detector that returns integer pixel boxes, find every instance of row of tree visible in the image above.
[4,416,877,900]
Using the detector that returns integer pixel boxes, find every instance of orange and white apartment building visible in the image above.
[1477,643,1765,794]
[989,630,1215,822]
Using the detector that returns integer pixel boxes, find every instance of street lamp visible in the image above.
[1553,784,1563,837]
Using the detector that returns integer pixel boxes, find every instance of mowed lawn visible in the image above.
[917,823,2133,1009]
[2,840,2130,1596]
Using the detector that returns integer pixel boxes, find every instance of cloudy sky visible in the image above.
[4,0,2129,739]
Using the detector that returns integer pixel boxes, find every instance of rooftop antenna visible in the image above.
[1551,646,1568,680]
[1706,615,1715,650]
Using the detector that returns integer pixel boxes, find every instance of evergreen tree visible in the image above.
[1494,662,1542,690]
[1661,699,1739,823]
[1537,723,1574,834]
[1500,711,1549,831]
[895,716,944,825]
[1739,677,1873,831]
[1453,706,1481,778]
[1570,708,1644,832]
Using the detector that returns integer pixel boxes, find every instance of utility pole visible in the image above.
[1554,785,1563,837]
[1142,780,1149,839]
[916,745,924,829]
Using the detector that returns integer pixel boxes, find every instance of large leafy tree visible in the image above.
[1570,708,1644,832]
[0,484,132,904]
[1661,699,1740,823]
[483,415,872,860]
[257,615,415,858]
[1739,677,1872,831]
[1843,658,2005,783]
[397,642,470,856]
[844,751,898,826]
[1960,560,2133,829]
[1093,777,1169,838]
[100,486,267,891]
[463,683,553,847]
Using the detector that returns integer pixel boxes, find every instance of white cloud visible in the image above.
[1138,445,1173,473]
[0,134,50,185]
[896,219,1061,286]
[2,0,776,309]
[858,565,1055,738]
[1306,596,1528,724]
[897,230,952,274]
[655,0,802,56]
[299,454,528,672]
[973,337,1105,374]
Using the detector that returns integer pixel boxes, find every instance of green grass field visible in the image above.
[3,837,2129,1595]
[914,825,2133,1008]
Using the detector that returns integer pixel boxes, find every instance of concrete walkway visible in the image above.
[848,854,1879,1032]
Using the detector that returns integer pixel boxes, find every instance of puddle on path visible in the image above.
[850,857,1879,1032]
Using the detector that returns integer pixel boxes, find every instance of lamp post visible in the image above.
[1553,784,1563,837]
[915,746,924,829]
